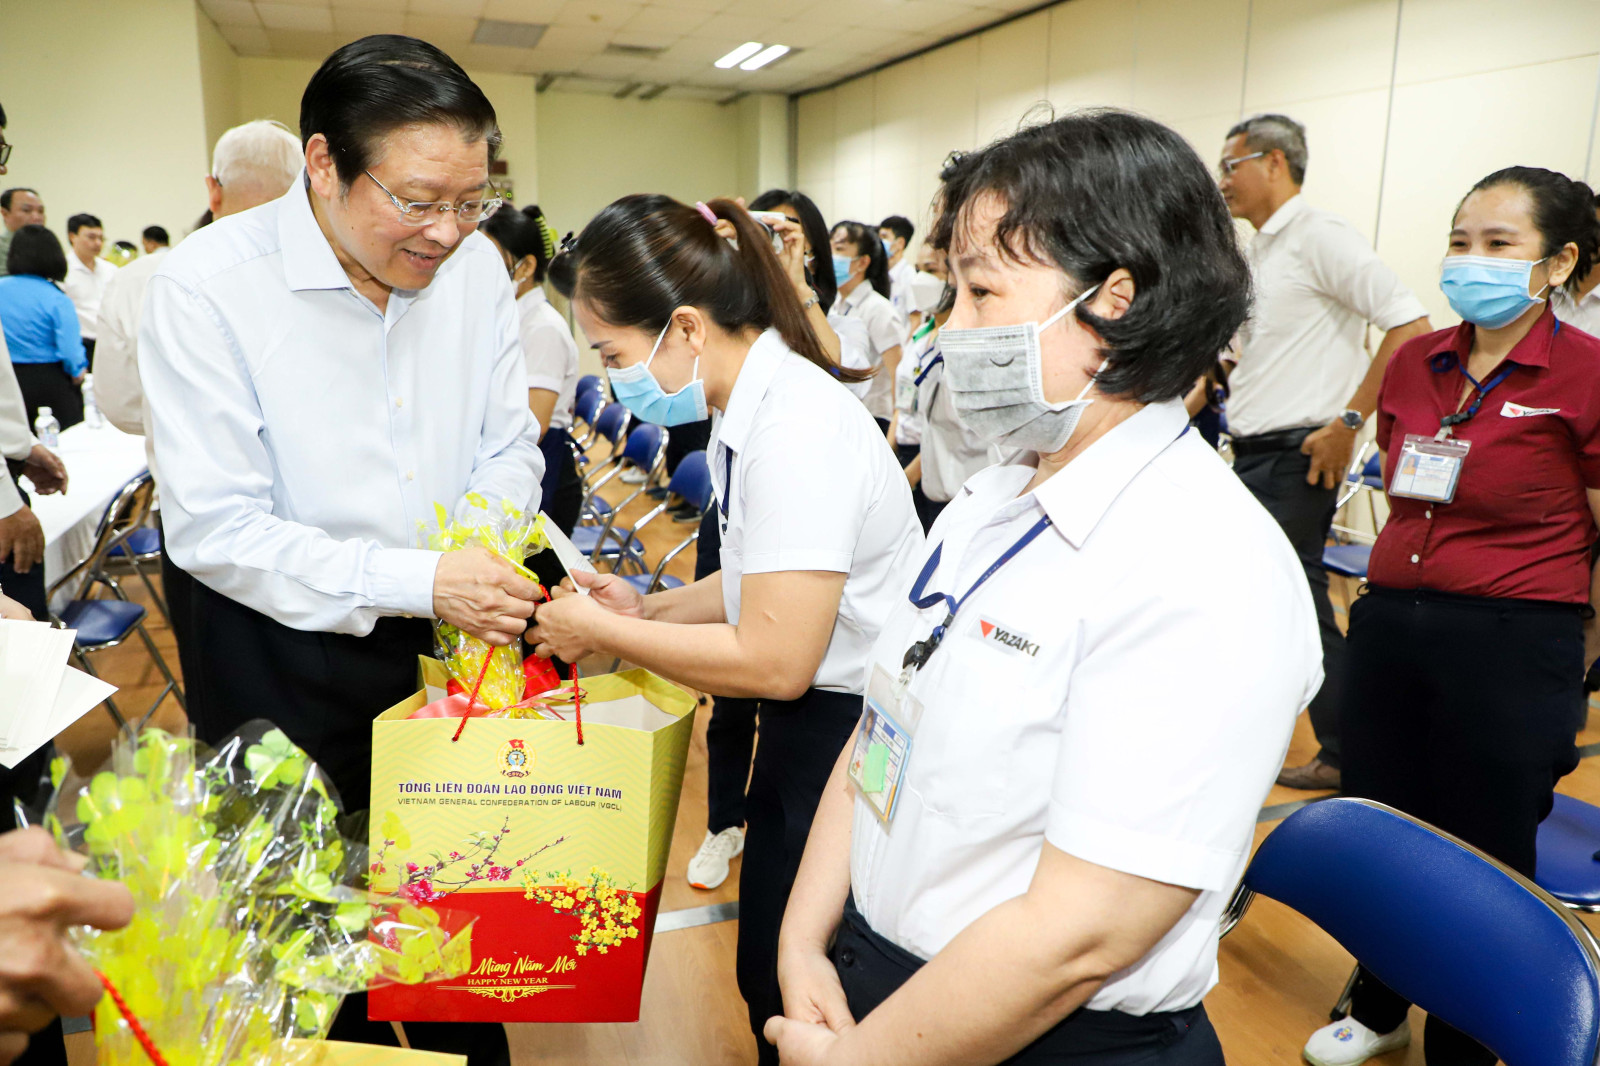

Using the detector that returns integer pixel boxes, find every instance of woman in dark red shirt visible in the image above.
[1303,167,1600,1066]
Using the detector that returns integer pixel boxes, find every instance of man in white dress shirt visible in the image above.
[1219,115,1431,790]
[879,214,917,326]
[60,214,116,368]
[139,37,540,1063]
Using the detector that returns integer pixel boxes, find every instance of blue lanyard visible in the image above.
[914,350,944,386]
[1440,361,1516,432]
[718,447,733,520]
[901,515,1054,673]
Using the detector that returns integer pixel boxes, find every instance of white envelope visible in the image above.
[541,512,597,595]
[0,620,118,768]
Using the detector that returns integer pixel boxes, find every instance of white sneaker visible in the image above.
[686,826,745,890]
[1303,1017,1411,1066]
[620,467,648,484]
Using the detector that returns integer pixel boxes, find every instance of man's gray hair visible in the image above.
[1227,113,1307,185]
[212,119,302,195]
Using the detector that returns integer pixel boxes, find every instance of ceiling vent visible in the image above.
[473,19,548,48]
[604,42,666,58]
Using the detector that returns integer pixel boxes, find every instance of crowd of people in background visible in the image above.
[3,27,1600,1066]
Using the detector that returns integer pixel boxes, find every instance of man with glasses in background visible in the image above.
[139,38,540,1064]
[1218,114,1431,791]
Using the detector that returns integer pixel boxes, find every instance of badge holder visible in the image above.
[847,664,920,828]
[1389,433,1471,504]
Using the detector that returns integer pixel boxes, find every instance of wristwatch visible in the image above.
[800,292,819,311]
[1338,409,1365,430]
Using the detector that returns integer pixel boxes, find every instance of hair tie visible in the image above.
[693,201,719,227]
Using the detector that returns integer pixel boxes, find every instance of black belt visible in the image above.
[1229,425,1319,457]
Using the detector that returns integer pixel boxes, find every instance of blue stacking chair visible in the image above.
[609,450,712,594]
[46,473,185,732]
[1321,542,1371,580]
[572,423,668,564]
[1221,798,1600,1065]
[104,521,169,627]
[576,374,601,399]
[1535,793,1600,912]
[577,404,633,525]
[572,388,605,448]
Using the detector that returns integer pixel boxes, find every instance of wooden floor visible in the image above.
[52,440,1600,1066]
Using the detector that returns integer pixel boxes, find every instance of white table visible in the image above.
[27,421,150,598]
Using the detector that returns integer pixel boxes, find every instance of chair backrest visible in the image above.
[621,422,666,470]
[576,374,601,397]
[666,450,712,513]
[1244,798,1600,1066]
[1362,451,1382,480]
[594,402,630,445]
[49,472,157,604]
[574,388,604,427]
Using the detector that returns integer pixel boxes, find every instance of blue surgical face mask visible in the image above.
[833,254,855,286]
[1440,255,1550,330]
[882,237,894,258]
[606,321,709,427]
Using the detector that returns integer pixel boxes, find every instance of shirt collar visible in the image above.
[1256,193,1307,237]
[715,329,790,455]
[963,398,1191,549]
[842,282,873,313]
[1423,303,1558,371]
[518,286,548,310]
[278,170,367,293]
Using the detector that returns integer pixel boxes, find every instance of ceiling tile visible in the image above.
[851,0,977,31]
[552,0,643,30]
[402,13,478,42]
[263,27,345,57]
[218,20,273,53]
[451,41,529,70]
[257,3,335,31]
[681,14,785,43]
[406,0,489,15]
[518,45,599,71]
[198,0,261,25]
[618,5,711,36]
[766,18,848,49]
[331,8,407,34]
[535,23,612,50]
[481,0,569,20]
[328,0,405,10]
[267,0,331,7]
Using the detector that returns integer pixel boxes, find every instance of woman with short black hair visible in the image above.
[0,225,86,430]
[768,109,1321,1066]
[1301,167,1600,1066]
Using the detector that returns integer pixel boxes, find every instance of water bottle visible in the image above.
[81,372,105,429]
[33,406,60,448]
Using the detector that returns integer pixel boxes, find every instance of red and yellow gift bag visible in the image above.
[368,659,695,1023]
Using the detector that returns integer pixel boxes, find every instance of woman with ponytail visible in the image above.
[1301,166,1600,1066]
[528,193,923,1065]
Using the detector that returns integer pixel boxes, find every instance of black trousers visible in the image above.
[536,426,583,537]
[665,416,712,476]
[1342,585,1585,1065]
[155,514,201,723]
[833,899,1223,1065]
[13,362,83,432]
[738,689,862,1066]
[187,581,509,1065]
[82,338,96,372]
[690,509,759,834]
[1232,441,1344,767]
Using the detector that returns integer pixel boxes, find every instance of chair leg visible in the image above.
[129,558,172,629]
[74,647,130,733]
[133,621,187,719]
[1330,963,1359,1021]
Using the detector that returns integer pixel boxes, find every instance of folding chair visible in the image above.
[47,473,185,733]
[102,518,169,628]
[1330,442,1383,543]
[1534,793,1600,912]
[572,423,668,565]
[1221,798,1600,1063]
[576,374,601,399]
[607,450,711,593]
[572,388,605,448]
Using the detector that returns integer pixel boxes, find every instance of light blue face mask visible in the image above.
[1439,255,1550,330]
[606,321,709,427]
[833,254,855,286]
[881,237,894,258]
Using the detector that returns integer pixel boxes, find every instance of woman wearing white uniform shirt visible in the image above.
[767,111,1323,1066]
[832,221,904,434]
[526,194,923,1066]
[479,203,582,534]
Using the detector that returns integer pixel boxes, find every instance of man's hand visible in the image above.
[20,447,66,496]
[763,1016,842,1066]
[0,828,135,1066]
[1300,421,1357,490]
[431,544,538,647]
[0,509,44,574]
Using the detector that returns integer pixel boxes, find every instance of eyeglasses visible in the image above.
[1217,151,1265,177]
[365,170,503,226]
[0,141,11,167]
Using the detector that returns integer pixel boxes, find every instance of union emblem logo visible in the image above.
[499,738,531,778]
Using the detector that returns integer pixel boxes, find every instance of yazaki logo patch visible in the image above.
[1501,401,1562,418]
[973,617,1042,658]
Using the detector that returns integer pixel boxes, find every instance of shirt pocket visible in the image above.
[904,625,1060,821]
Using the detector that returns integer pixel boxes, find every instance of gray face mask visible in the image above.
[938,283,1103,453]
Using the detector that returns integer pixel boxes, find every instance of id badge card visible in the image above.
[847,664,920,828]
[1389,434,1471,504]
[895,373,917,413]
